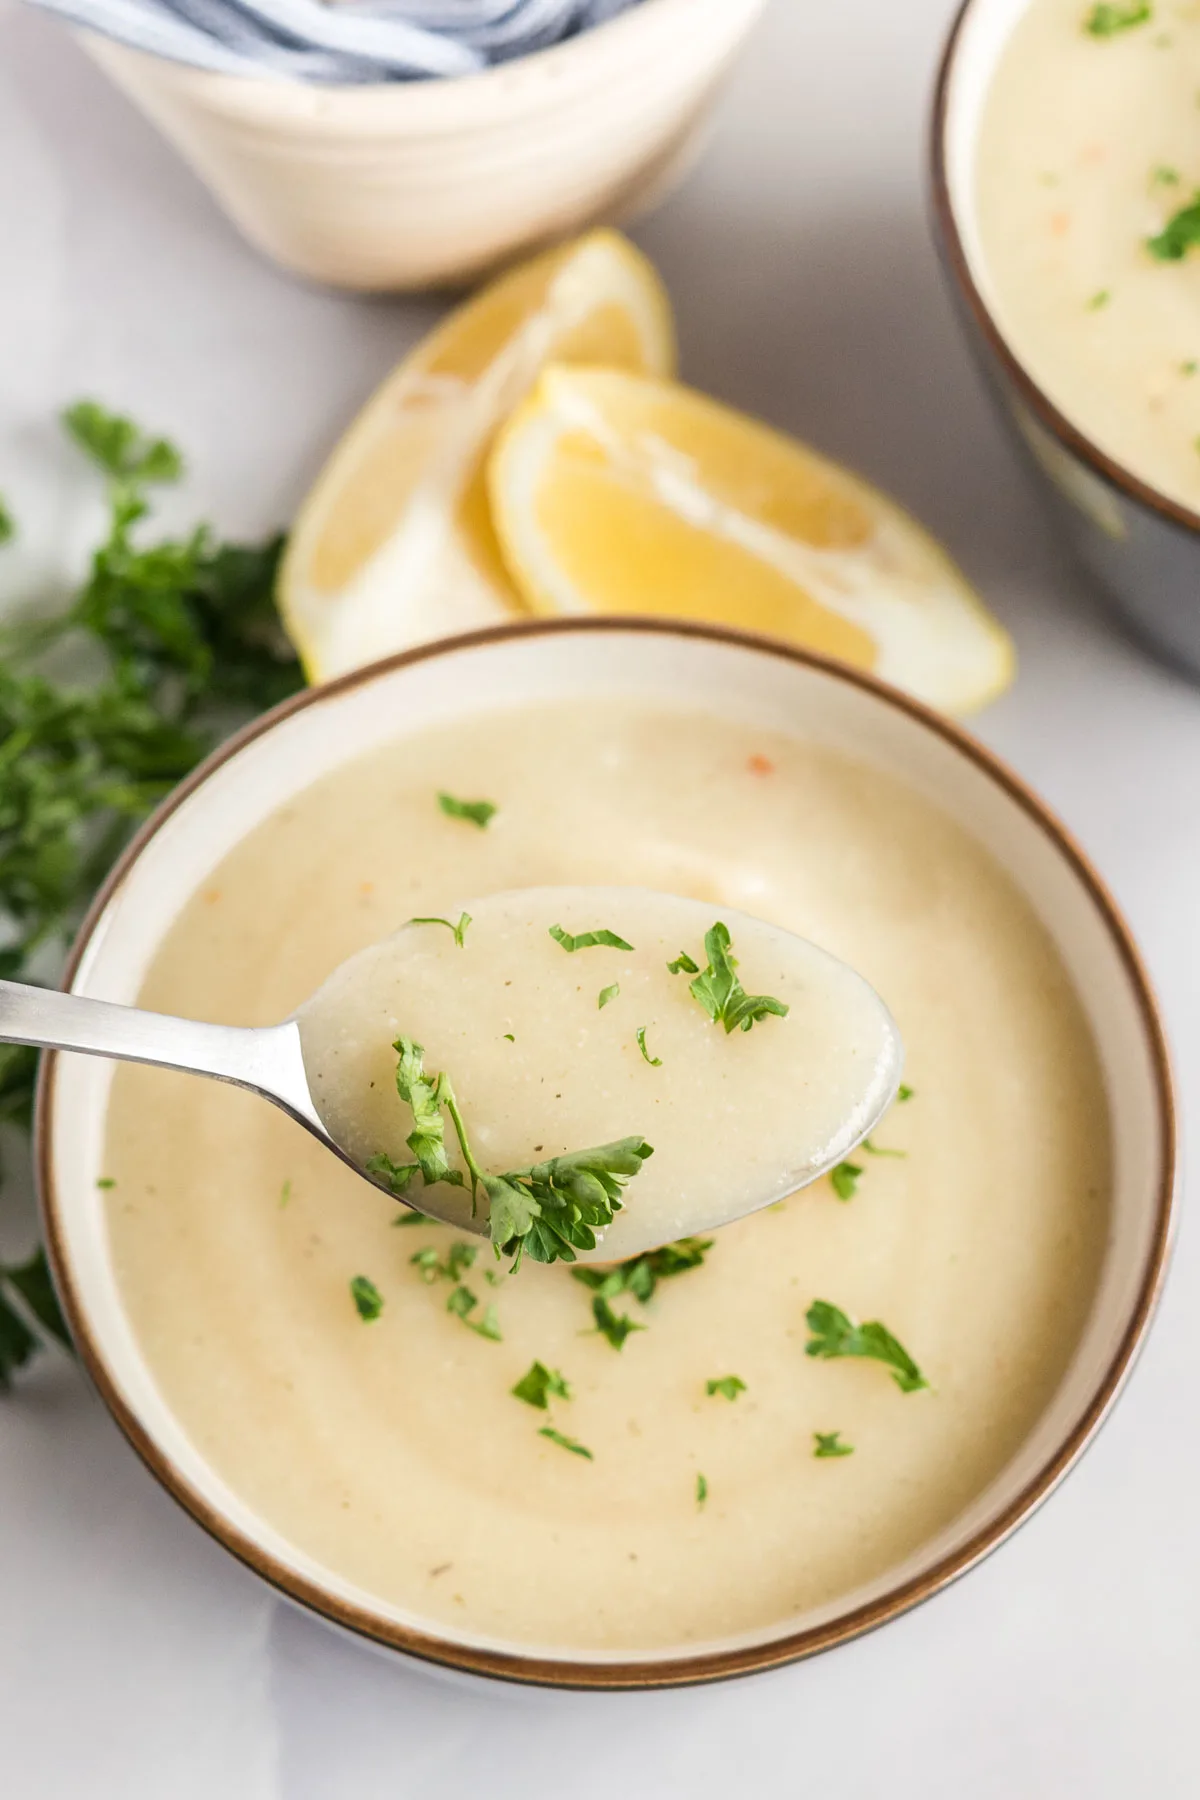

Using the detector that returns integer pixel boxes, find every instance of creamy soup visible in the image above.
[975,0,1200,511]
[103,700,1109,1653]
[298,886,902,1258]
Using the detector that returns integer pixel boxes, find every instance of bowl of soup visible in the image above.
[36,619,1174,1687]
[932,0,1200,678]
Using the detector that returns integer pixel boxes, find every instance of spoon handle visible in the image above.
[0,979,319,1126]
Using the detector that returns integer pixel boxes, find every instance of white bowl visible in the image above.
[37,620,1175,1688]
[79,0,766,291]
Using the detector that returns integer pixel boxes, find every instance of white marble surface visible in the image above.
[2,0,1199,1792]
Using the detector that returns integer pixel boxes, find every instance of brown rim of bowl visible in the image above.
[36,616,1176,1691]
[930,0,1200,540]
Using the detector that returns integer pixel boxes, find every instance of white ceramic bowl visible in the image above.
[38,620,1175,1688]
[79,0,766,291]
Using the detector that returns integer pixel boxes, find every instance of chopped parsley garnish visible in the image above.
[366,1037,468,1197]
[897,1083,914,1102]
[591,1295,645,1350]
[365,1152,419,1194]
[0,400,298,1388]
[409,1240,475,1284]
[667,950,699,975]
[539,1427,593,1459]
[571,1234,713,1305]
[0,497,13,545]
[391,1208,436,1227]
[446,1286,502,1339]
[636,1026,662,1066]
[407,912,471,947]
[511,1360,572,1408]
[409,1247,443,1282]
[805,1300,928,1393]
[1086,289,1111,310]
[862,1138,905,1159]
[598,983,619,1009]
[96,1177,116,1190]
[548,924,634,953]
[830,1161,862,1201]
[813,1431,853,1458]
[0,1250,72,1387]
[0,1283,37,1385]
[695,1473,708,1507]
[350,1275,384,1322]
[279,1180,292,1208]
[685,922,789,1034]
[706,1375,746,1401]
[1084,0,1150,33]
[1148,196,1200,261]
[437,792,496,828]
[484,1141,653,1270]
[373,1039,652,1269]
[1153,165,1181,186]
[503,1033,515,1042]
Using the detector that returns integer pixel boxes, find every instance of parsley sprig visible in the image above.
[437,792,496,828]
[0,401,299,1389]
[1148,196,1200,262]
[446,1286,502,1340]
[369,1037,653,1269]
[0,1251,72,1388]
[512,1361,572,1408]
[548,924,634,953]
[350,1275,384,1321]
[831,1161,862,1201]
[672,922,789,1034]
[539,1426,593,1459]
[591,1294,645,1350]
[1084,0,1150,34]
[805,1300,928,1393]
[407,912,471,947]
[571,1235,712,1305]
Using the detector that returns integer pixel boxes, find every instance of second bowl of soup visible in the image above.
[933,0,1200,677]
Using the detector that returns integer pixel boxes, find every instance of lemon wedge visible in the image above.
[279,232,675,682]
[488,366,1014,714]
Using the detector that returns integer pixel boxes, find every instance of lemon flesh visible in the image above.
[488,366,1014,714]
[280,232,675,682]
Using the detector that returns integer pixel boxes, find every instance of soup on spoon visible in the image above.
[297,885,903,1263]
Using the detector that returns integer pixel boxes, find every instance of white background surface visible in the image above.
[1,0,1198,1792]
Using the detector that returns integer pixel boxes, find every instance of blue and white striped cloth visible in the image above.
[25,0,644,81]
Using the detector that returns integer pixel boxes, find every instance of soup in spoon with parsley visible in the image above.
[297,886,902,1263]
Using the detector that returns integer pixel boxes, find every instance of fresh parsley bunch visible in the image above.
[0,400,301,1387]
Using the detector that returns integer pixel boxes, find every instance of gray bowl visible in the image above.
[930,0,1200,680]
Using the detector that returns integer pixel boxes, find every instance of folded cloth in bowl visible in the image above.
[23,0,644,80]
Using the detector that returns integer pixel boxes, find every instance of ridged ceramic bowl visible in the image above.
[932,0,1200,680]
[80,0,765,291]
[37,620,1175,1689]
